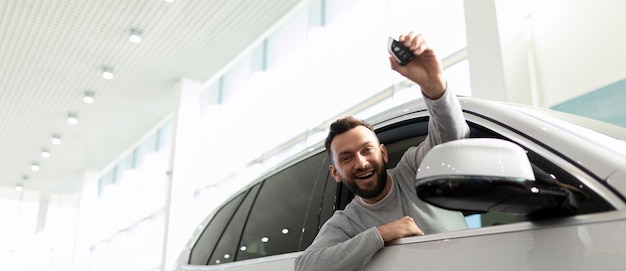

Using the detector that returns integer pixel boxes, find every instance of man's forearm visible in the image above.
[294,227,383,271]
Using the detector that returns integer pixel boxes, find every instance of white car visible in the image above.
[173,96,626,271]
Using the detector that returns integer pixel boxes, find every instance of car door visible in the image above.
[361,107,626,271]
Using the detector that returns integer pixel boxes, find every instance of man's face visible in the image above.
[329,126,389,201]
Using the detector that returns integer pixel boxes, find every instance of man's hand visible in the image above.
[389,32,446,100]
[376,216,424,243]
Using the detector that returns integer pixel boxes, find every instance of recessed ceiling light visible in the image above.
[102,66,114,79]
[41,149,50,158]
[83,91,95,104]
[51,134,61,145]
[15,183,23,192]
[129,28,142,44]
[67,112,78,125]
[31,162,40,171]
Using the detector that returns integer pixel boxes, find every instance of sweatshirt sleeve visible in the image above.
[294,216,384,271]
[414,87,470,166]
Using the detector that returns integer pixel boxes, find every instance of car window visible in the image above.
[188,191,246,265]
[467,124,614,224]
[299,153,331,250]
[236,152,328,262]
[328,117,615,228]
[209,184,261,265]
[319,174,339,225]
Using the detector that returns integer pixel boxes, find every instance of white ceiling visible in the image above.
[0,0,307,194]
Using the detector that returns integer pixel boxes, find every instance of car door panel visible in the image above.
[365,211,626,271]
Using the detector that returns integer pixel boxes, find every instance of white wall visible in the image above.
[464,0,626,107]
[528,0,626,106]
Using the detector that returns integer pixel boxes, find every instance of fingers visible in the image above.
[398,32,429,56]
[389,55,402,73]
[401,216,424,236]
[377,216,424,242]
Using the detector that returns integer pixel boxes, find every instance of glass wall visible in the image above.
[0,189,79,271]
[81,119,173,271]
[196,0,469,191]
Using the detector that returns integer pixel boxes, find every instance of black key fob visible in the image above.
[387,37,415,66]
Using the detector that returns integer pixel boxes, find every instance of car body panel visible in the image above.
[607,165,626,198]
[174,96,626,271]
[365,211,626,271]
[458,97,626,183]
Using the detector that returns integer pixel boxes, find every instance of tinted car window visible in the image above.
[188,192,246,265]
[209,184,261,265]
[236,152,327,261]
[468,124,614,225]
[319,174,338,225]
[298,153,331,251]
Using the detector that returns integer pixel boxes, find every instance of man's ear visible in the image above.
[329,165,341,183]
[380,143,389,164]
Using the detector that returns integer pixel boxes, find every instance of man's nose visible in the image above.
[356,154,369,169]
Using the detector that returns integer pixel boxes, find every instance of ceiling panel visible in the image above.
[0,0,308,193]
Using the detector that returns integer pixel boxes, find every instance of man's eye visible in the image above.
[340,156,351,163]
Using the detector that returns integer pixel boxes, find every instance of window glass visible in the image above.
[236,153,327,261]
[209,184,260,265]
[298,153,331,250]
[98,170,115,197]
[319,174,338,227]
[156,119,173,152]
[467,124,614,227]
[134,133,157,168]
[188,191,246,265]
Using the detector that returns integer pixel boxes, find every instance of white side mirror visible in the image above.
[415,138,573,218]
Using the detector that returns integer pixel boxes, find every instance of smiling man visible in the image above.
[294,32,470,271]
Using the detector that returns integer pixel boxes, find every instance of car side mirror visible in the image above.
[415,138,576,219]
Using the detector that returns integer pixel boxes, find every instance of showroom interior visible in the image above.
[0,0,624,270]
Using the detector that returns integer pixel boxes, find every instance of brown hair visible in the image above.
[325,116,375,162]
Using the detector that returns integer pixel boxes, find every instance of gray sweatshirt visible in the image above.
[294,89,470,271]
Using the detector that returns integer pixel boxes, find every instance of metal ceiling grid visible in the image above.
[0,0,307,193]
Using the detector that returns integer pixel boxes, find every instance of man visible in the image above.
[293,32,470,271]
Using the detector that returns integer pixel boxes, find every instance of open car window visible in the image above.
[329,117,614,229]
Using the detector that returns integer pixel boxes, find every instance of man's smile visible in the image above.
[354,170,375,180]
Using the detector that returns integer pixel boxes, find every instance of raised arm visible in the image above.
[389,32,470,161]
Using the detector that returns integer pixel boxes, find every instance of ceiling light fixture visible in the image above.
[102,66,114,79]
[83,91,95,104]
[67,112,78,125]
[31,162,40,172]
[129,28,142,44]
[41,149,50,158]
[51,134,61,145]
[16,175,28,191]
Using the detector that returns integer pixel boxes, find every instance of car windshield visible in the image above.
[512,105,626,158]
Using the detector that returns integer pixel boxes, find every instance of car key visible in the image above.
[387,36,415,66]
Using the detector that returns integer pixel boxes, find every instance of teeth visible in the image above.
[356,172,373,179]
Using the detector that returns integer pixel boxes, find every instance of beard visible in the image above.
[343,160,388,199]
